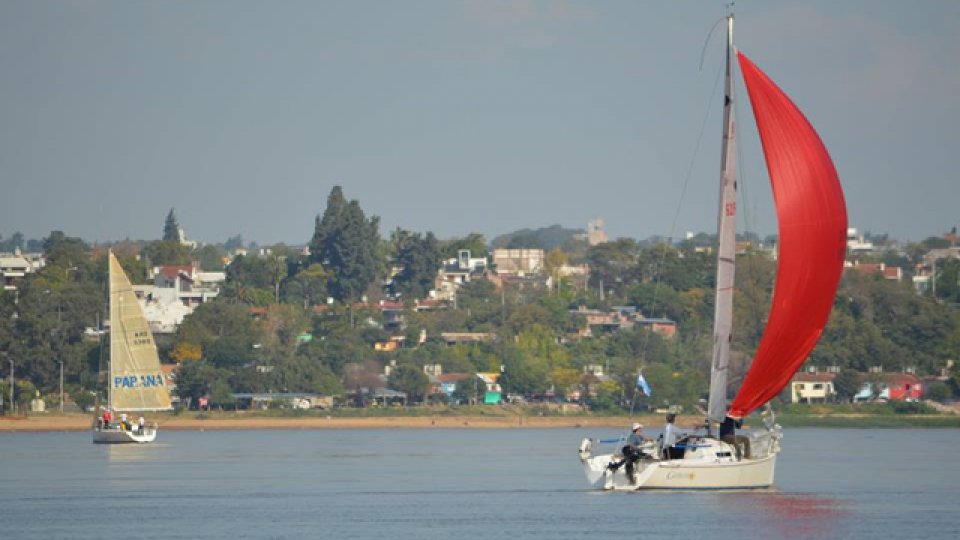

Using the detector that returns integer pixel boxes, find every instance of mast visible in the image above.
[107,250,114,410]
[707,12,738,424]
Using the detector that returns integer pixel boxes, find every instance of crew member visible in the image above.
[608,423,651,484]
[660,413,689,460]
[720,416,751,460]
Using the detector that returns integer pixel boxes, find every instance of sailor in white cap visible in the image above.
[607,422,650,484]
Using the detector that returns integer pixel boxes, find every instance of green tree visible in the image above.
[221,253,285,305]
[174,302,259,357]
[588,379,623,411]
[163,208,180,242]
[143,240,191,266]
[451,375,486,405]
[387,364,429,402]
[933,259,960,304]
[194,244,227,270]
[209,379,236,409]
[224,234,244,251]
[587,238,641,299]
[441,233,488,259]
[549,367,581,399]
[205,339,255,369]
[173,361,220,408]
[833,369,860,403]
[640,364,705,410]
[498,345,549,396]
[282,263,329,308]
[309,186,384,302]
[732,253,775,353]
[924,381,950,403]
[0,231,25,251]
[43,231,89,270]
[392,230,443,300]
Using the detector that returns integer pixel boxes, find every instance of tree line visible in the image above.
[2,189,958,412]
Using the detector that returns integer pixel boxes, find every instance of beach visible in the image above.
[5,409,959,432]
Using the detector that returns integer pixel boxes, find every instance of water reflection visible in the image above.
[725,492,848,538]
[103,443,167,464]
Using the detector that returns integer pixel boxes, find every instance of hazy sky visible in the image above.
[1,0,957,246]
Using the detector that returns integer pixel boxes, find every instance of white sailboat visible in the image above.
[578,12,847,490]
[92,251,173,444]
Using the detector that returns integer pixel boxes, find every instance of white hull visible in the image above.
[579,428,781,491]
[92,425,158,444]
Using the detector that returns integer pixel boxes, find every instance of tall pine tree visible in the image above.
[393,230,442,299]
[163,208,180,241]
[309,187,383,302]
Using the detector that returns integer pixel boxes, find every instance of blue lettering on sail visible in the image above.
[113,374,166,388]
[112,376,138,388]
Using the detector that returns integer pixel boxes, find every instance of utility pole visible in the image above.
[932,258,937,299]
[9,357,13,414]
[60,360,64,413]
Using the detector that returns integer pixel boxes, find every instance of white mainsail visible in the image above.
[707,15,738,424]
[108,251,172,412]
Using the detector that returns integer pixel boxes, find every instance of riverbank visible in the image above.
[0,411,645,432]
[3,410,960,432]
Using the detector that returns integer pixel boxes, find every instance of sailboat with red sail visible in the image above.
[578,12,847,490]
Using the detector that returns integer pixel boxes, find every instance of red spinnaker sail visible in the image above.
[728,52,847,419]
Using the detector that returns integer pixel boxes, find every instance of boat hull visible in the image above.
[92,426,158,444]
[579,432,780,491]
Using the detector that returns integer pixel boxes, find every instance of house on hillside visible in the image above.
[434,250,488,302]
[854,372,924,402]
[441,332,497,345]
[790,371,837,404]
[492,248,544,276]
[133,264,223,333]
[0,249,45,291]
[913,246,960,294]
[846,261,903,282]
[438,373,472,397]
[846,228,875,253]
[570,306,677,339]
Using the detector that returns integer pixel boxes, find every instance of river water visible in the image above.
[1,427,957,539]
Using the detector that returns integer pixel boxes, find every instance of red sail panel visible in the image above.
[728,52,847,419]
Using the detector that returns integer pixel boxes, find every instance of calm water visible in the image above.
[1,428,958,539]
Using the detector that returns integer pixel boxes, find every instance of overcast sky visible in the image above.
[1,0,957,246]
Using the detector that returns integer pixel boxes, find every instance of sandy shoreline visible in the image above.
[0,413,651,432]
[4,412,957,433]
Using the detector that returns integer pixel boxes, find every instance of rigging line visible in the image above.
[627,58,725,419]
[699,16,729,72]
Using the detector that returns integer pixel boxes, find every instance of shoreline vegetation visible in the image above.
[3,406,960,433]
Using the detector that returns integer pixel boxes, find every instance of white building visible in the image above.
[0,249,45,291]
[434,250,487,301]
[132,264,223,333]
[492,248,544,276]
[846,228,874,253]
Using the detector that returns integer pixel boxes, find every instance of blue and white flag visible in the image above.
[636,372,652,396]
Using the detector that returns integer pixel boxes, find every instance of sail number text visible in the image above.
[131,330,152,347]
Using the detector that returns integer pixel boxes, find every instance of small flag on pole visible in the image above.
[636,372,652,396]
